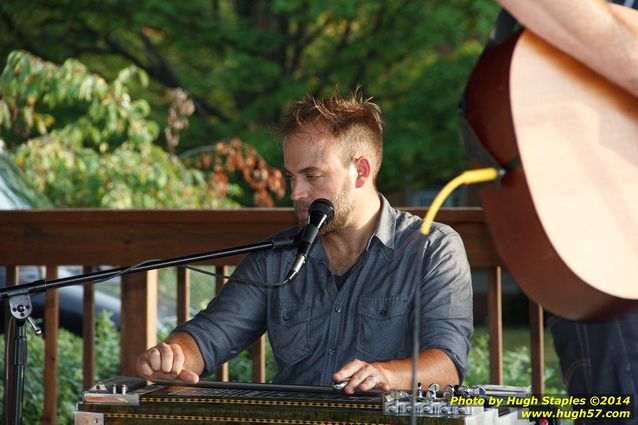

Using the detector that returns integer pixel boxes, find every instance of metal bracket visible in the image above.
[8,294,32,320]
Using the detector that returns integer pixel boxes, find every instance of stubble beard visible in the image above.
[293,181,355,235]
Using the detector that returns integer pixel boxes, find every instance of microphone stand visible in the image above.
[1,236,297,425]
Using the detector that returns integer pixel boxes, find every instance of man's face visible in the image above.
[283,125,356,234]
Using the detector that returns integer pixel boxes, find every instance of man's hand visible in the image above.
[136,341,200,383]
[333,349,460,394]
[333,359,390,394]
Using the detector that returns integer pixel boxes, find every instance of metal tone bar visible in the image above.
[82,266,96,390]
[44,265,59,425]
[487,266,503,385]
[177,267,191,324]
[529,300,544,394]
[215,265,229,382]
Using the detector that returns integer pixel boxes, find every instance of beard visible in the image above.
[293,181,355,235]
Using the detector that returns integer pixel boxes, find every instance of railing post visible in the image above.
[529,300,545,394]
[82,266,96,390]
[487,266,503,385]
[215,265,229,382]
[251,336,267,383]
[3,265,19,422]
[120,270,158,376]
[3,265,18,335]
[44,265,58,425]
[177,266,190,324]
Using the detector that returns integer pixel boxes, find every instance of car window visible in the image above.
[0,153,52,209]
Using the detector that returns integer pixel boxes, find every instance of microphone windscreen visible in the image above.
[308,198,335,224]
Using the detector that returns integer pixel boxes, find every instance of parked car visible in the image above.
[0,150,121,335]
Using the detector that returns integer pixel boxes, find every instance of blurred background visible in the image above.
[0,0,502,208]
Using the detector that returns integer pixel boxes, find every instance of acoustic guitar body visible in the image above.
[465,27,638,320]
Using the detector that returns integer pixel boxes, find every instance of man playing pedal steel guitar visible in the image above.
[137,0,638,404]
[136,92,474,394]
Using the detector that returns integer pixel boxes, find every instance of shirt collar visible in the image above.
[369,194,397,253]
[313,193,397,264]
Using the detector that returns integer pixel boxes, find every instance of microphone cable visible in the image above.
[183,263,298,289]
[420,167,502,235]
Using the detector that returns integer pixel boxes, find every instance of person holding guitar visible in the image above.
[497,0,638,97]
[490,1,638,424]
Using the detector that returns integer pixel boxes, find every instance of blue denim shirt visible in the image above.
[175,196,473,386]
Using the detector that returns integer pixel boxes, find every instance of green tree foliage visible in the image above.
[0,51,260,207]
[0,50,208,208]
[0,0,501,197]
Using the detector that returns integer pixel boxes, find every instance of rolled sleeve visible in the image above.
[419,226,473,379]
[174,253,268,376]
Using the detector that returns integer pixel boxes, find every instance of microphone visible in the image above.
[285,198,335,282]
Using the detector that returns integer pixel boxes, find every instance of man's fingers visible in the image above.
[377,382,390,391]
[136,355,173,380]
[356,375,389,392]
[136,346,199,383]
[334,359,390,394]
[168,343,185,377]
[136,355,154,378]
[334,359,372,394]
[178,369,200,384]
[157,342,175,373]
[139,343,189,380]
[358,375,378,392]
[333,359,363,382]
[147,347,162,372]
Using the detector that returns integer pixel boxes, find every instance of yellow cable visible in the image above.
[420,167,501,235]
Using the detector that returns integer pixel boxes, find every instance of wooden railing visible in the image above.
[0,207,545,424]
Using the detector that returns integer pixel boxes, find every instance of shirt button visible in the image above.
[335,307,342,313]
[328,348,335,355]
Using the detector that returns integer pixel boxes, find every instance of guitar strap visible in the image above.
[458,9,521,180]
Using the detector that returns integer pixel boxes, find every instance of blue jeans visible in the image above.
[549,311,638,425]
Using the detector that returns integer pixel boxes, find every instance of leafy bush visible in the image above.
[11,137,239,208]
[225,339,278,383]
[466,331,566,395]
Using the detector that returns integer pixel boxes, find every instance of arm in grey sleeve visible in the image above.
[419,226,473,379]
[173,253,268,376]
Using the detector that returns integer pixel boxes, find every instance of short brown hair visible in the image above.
[279,92,383,176]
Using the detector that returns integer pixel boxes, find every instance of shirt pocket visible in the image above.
[268,303,312,365]
[356,296,410,360]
